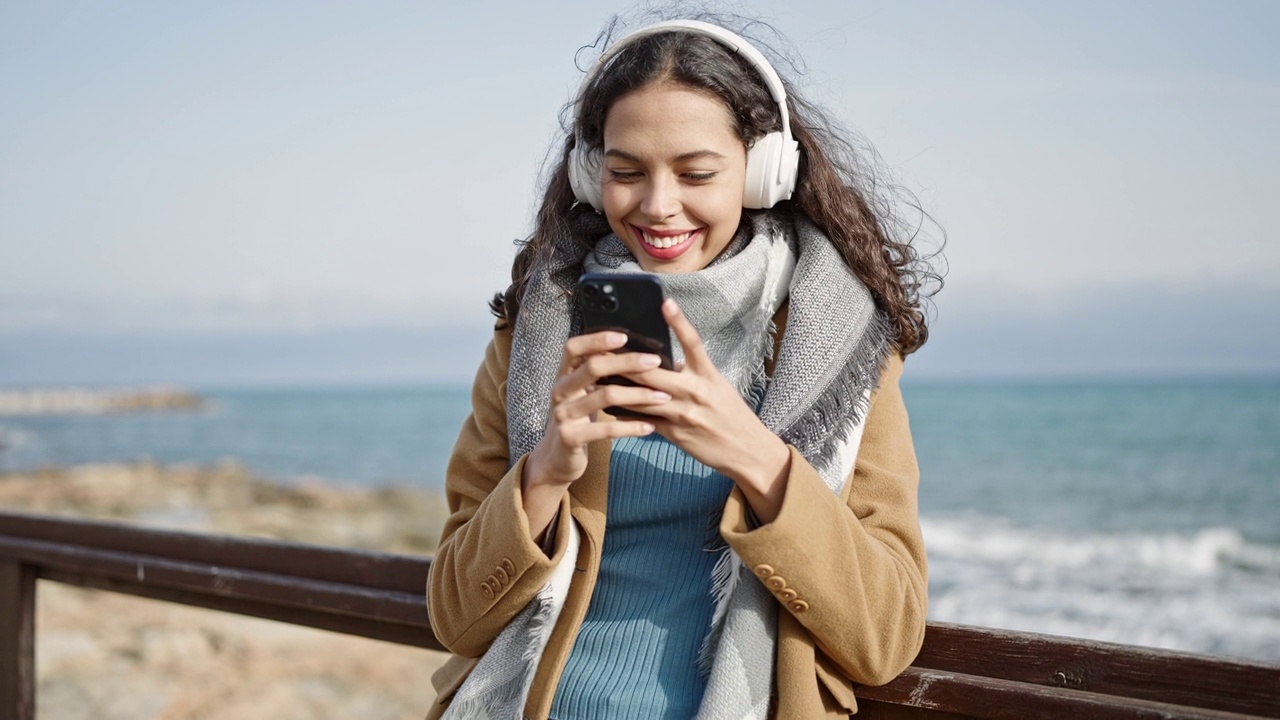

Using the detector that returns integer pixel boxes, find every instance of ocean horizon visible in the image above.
[1,374,1277,664]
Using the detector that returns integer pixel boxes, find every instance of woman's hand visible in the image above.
[521,330,671,541]
[623,299,793,523]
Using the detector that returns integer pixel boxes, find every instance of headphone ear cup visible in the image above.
[743,133,777,209]
[743,132,800,209]
[569,146,605,212]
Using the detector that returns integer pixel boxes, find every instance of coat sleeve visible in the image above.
[426,325,575,657]
[720,352,927,686]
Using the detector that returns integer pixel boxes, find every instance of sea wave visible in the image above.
[921,514,1280,663]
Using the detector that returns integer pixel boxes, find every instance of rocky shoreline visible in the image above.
[0,387,206,415]
[1,461,451,720]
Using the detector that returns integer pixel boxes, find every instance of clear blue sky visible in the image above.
[2,1,1277,383]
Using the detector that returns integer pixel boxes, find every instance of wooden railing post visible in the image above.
[0,560,35,720]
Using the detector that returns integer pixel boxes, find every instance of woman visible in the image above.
[427,12,938,720]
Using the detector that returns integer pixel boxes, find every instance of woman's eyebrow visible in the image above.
[603,148,644,162]
[674,150,727,162]
[603,148,728,163]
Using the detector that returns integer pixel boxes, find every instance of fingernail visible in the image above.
[640,423,655,434]
[651,391,671,402]
[607,332,627,345]
[639,354,661,368]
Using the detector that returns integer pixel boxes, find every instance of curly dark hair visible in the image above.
[491,10,944,354]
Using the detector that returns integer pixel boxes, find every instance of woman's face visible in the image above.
[600,83,747,274]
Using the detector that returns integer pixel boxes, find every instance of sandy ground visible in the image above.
[1,462,452,720]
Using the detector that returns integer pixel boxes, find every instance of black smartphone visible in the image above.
[576,272,674,418]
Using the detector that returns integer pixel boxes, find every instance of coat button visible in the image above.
[495,566,509,584]
[779,588,798,602]
[502,558,516,575]
[480,582,494,600]
[789,599,810,613]
[753,564,774,579]
[765,576,787,591]
[488,573,502,589]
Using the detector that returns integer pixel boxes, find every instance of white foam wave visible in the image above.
[922,514,1280,663]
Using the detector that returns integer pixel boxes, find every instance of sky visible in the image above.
[1,0,1278,385]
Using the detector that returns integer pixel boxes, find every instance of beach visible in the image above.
[1,461,450,720]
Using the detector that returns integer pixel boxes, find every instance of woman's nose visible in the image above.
[639,174,680,219]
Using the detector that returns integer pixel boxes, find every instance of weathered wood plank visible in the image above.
[41,568,441,650]
[0,561,35,720]
[0,535,422,621]
[860,666,1273,720]
[0,511,426,592]
[916,623,1280,718]
[0,535,439,648]
[856,699,975,719]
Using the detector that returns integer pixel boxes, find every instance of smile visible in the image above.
[632,225,700,259]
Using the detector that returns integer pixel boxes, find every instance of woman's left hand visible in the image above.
[622,299,792,522]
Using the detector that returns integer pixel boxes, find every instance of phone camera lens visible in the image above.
[583,283,600,296]
[601,296,619,312]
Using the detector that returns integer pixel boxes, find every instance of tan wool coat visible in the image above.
[426,316,927,719]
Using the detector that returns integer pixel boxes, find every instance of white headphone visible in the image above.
[567,19,802,212]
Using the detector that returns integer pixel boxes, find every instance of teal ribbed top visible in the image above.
[549,433,734,719]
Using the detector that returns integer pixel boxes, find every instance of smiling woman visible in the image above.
[600,84,748,274]
[425,10,943,720]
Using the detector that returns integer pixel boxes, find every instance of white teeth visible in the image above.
[640,230,693,249]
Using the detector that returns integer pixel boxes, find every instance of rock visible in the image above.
[0,461,447,553]
[0,386,206,415]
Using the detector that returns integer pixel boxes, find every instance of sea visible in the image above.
[1,376,1277,665]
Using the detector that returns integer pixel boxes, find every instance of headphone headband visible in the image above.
[568,19,801,211]
[576,20,794,148]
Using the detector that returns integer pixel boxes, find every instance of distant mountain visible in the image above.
[3,282,1277,387]
[906,281,1280,380]
[0,325,494,388]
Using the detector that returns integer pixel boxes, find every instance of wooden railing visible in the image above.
[2,510,1277,720]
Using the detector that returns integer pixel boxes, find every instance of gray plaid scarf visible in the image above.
[444,210,892,719]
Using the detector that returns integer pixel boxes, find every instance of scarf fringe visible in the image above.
[780,310,894,476]
[442,522,581,720]
[697,546,743,676]
[442,592,557,720]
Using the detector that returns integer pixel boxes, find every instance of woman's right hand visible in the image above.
[521,330,669,540]
[526,331,670,486]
